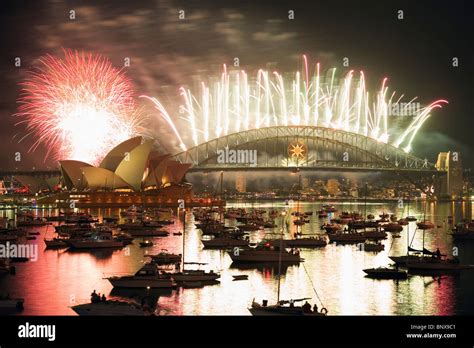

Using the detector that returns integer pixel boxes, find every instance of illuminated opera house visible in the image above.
[18,137,195,207]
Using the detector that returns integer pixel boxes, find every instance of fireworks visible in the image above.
[16,50,143,165]
[143,55,447,153]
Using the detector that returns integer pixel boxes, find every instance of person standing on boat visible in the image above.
[313,304,318,313]
[302,301,311,313]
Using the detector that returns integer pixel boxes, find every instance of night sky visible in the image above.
[1,0,472,170]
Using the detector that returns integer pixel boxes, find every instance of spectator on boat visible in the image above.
[101,294,106,302]
[313,304,318,313]
[90,290,99,303]
[436,248,441,259]
[302,301,311,313]
[289,299,295,308]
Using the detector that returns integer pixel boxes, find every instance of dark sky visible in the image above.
[0,0,473,170]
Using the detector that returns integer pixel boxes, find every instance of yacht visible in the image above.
[228,242,302,263]
[363,267,408,279]
[249,298,327,316]
[71,300,148,316]
[166,269,220,282]
[201,236,248,248]
[269,236,327,248]
[67,232,124,249]
[147,251,182,265]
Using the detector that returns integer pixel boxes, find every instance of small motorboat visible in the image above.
[139,240,154,248]
[363,241,385,252]
[180,281,204,288]
[0,296,24,313]
[363,267,408,279]
[406,216,417,222]
[173,232,183,236]
[71,300,149,316]
[28,231,40,235]
[44,238,68,248]
[26,236,36,240]
[232,274,249,281]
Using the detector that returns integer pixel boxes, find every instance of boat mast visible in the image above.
[277,210,286,304]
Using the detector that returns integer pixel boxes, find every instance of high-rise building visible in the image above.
[435,151,463,198]
[327,179,340,196]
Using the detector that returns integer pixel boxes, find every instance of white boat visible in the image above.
[71,300,148,316]
[107,262,176,288]
[228,242,302,263]
[68,233,124,249]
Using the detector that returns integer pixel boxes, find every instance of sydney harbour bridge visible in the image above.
[173,125,437,173]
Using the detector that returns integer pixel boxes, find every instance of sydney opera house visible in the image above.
[15,137,196,207]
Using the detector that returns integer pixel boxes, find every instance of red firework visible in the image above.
[16,49,142,165]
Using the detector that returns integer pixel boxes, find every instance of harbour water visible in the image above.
[1,200,474,315]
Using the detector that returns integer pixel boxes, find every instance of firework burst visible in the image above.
[143,55,447,154]
[16,49,143,165]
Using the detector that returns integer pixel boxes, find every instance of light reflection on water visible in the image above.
[1,200,473,315]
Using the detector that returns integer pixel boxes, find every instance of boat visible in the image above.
[363,241,385,252]
[44,238,68,248]
[139,240,154,247]
[201,236,249,248]
[327,232,366,244]
[397,219,409,226]
[0,259,15,275]
[406,257,473,271]
[249,298,327,316]
[168,269,220,282]
[71,300,148,316]
[107,262,176,288]
[232,274,248,281]
[0,296,24,313]
[321,223,342,234]
[363,267,408,279]
[67,232,124,249]
[147,251,182,264]
[406,216,417,222]
[228,242,302,263]
[451,222,474,240]
[181,281,204,288]
[383,223,403,232]
[269,236,327,248]
[417,221,435,230]
[360,230,387,240]
[122,229,169,237]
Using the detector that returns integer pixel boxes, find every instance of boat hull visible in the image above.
[108,277,175,288]
[71,302,145,316]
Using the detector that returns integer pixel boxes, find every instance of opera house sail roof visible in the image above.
[15,137,192,194]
